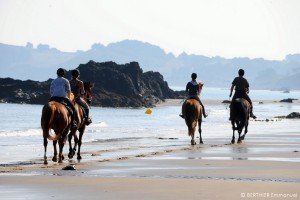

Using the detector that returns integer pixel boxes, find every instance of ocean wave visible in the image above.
[89,121,108,128]
[0,128,42,137]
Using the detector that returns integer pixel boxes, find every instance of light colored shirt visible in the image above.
[50,77,71,98]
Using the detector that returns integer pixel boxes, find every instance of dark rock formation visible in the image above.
[274,112,300,119]
[0,78,51,104]
[222,100,231,104]
[279,98,298,103]
[286,112,300,119]
[0,61,184,107]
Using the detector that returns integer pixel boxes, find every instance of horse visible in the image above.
[230,98,250,144]
[41,98,73,164]
[182,99,203,145]
[68,82,93,160]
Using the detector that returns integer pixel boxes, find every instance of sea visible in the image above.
[0,87,300,164]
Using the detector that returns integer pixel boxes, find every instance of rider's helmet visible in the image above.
[191,73,197,80]
[57,68,65,77]
[238,69,245,76]
[72,69,80,78]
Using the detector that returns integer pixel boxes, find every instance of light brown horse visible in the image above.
[68,82,93,160]
[230,98,250,144]
[41,100,72,164]
[182,99,203,145]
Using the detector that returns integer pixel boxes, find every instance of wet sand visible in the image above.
[1,135,299,200]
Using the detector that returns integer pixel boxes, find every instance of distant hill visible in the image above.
[0,61,184,107]
[0,40,300,90]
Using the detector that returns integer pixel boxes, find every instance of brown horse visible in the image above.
[230,98,250,144]
[182,99,203,145]
[41,100,72,164]
[68,82,93,160]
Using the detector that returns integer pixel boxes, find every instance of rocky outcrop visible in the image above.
[279,98,298,103]
[286,112,300,119]
[0,61,185,107]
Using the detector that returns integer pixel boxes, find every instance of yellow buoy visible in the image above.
[145,108,152,115]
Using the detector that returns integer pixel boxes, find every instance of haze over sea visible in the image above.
[0,87,299,165]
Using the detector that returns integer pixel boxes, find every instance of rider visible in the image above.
[180,73,208,118]
[50,68,78,128]
[230,69,256,119]
[69,69,92,125]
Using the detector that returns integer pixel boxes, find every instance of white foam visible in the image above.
[89,121,108,128]
[0,128,42,137]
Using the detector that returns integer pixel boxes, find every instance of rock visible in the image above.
[286,112,300,119]
[274,116,286,119]
[222,100,231,104]
[0,61,182,107]
[62,164,76,170]
[279,98,298,103]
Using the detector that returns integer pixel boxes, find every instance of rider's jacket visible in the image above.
[50,77,71,98]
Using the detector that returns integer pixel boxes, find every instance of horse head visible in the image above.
[83,81,94,105]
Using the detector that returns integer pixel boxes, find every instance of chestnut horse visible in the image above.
[41,99,72,164]
[182,99,203,145]
[68,82,93,160]
[230,98,250,144]
[182,82,204,145]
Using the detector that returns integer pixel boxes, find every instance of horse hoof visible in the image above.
[52,157,57,162]
[58,159,63,163]
[231,140,235,144]
[237,140,242,144]
[61,155,65,160]
[191,140,196,145]
[44,160,48,165]
[68,153,73,159]
[77,155,82,160]
[200,141,203,144]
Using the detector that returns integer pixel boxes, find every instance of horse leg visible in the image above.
[73,133,79,154]
[191,133,196,145]
[43,137,48,164]
[68,130,76,159]
[198,118,203,144]
[241,121,248,141]
[52,140,58,162]
[77,128,85,160]
[57,138,64,163]
[231,121,235,144]
[237,130,242,143]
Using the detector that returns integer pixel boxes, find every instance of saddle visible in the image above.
[50,99,73,116]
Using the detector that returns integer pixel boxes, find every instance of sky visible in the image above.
[0,0,299,60]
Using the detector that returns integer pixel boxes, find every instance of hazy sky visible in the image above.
[0,0,299,60]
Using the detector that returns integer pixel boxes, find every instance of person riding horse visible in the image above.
[70,69,92,125]
[229,69,256,119]
[180,73,208,118]
[49,68,78,128]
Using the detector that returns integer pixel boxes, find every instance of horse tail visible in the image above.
[41,103,61,141]
[185,102,198,136]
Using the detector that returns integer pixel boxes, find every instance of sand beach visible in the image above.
[0,99,300,199]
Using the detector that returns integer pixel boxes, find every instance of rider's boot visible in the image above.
[250,106,257,119]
